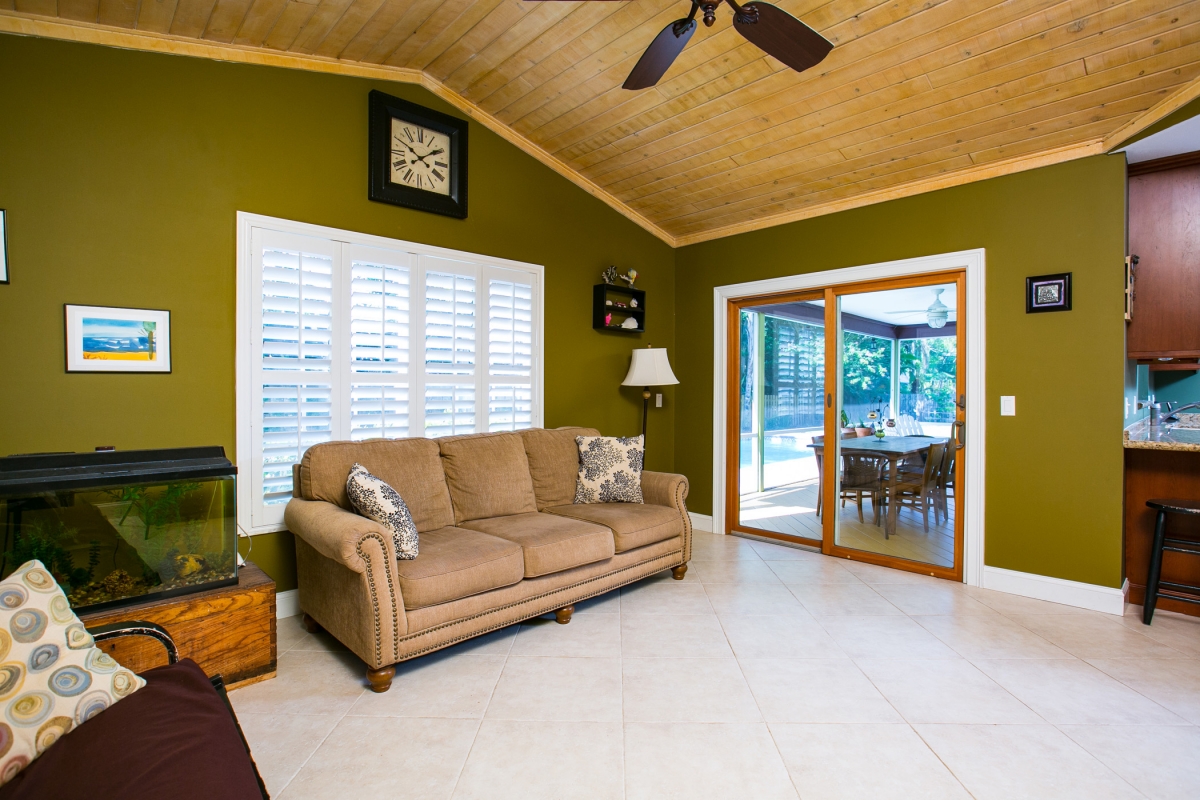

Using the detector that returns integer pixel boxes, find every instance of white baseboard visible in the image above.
[981,566,1125,615]
[276,588,300,619]
[689,512,714,532]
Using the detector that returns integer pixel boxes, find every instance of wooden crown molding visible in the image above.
[1103,72,1200,153]
[0,12,1149,249]
[0,12,677,247]
[673,140,1108,247]
[1127,150,1200,177]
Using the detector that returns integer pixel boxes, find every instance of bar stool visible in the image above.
[1143,499,1200,624]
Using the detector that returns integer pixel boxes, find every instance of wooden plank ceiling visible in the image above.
[3,0,1200,245]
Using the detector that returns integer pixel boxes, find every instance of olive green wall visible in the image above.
[674,155,1128,588]
[0,34,676,592]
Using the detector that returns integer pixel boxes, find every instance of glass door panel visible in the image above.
[831,280,962,572]
[736,298,826,544]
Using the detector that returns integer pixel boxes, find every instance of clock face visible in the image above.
[390,119,452,196]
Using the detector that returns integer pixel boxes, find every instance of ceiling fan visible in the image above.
[884,289,951,329]
[525,0,834,90]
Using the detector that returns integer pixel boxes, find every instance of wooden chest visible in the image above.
[78,562,277,688]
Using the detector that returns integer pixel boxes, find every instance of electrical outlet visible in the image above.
[656,393,663,408]
[1000,396,1016,416]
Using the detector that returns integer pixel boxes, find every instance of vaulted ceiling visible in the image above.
[3,0,1199,245]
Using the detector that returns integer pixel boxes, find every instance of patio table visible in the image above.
[808,436,949,538]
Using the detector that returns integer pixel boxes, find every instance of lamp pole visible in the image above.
[641,387,651,439]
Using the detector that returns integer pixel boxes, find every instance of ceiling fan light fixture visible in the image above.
[926,289,949,329]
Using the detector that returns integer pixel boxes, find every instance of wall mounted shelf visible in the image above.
[593,284,645,333]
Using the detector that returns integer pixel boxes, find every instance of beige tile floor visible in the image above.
[231,532,1200,799]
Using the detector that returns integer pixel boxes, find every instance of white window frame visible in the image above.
[236,212,545,536]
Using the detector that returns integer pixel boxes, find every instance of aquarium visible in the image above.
[0,447,237,613]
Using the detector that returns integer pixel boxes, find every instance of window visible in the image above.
[236,214,543,535]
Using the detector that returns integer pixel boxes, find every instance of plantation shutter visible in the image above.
[486,267,535,431]
[348,245,413,441]
[422,256,478,438]
[250,229,339,529]
[240,215,542,536]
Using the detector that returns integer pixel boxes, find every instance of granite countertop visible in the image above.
[1124,413,1200,452]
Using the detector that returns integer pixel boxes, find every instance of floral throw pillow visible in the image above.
[574,435,645,504]
[346,463,420,560]
[0,559,146,786]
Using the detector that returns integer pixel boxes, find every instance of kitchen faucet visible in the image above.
[1164,401,1200,422]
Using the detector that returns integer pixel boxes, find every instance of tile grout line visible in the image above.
[446,625,515,799]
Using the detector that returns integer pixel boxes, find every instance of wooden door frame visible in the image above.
[822,270,967,581]
[711,250,986,587]
[724,288,827,549]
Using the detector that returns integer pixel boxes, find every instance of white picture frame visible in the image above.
[65,304,172,373]
[0,209,8,285]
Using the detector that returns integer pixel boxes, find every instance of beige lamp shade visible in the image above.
[622,348,679,387]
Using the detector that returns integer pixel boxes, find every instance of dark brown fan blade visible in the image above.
[733,2,832,74]
[623,18,696,90]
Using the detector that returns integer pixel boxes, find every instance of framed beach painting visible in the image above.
[65,305,171,373]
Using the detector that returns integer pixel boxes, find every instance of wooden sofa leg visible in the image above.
[301,613,322,634]
[366,665,395,693]
[672,564,688,580]
[555,605,574,625]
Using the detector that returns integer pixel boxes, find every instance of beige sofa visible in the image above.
[284,426,691,692]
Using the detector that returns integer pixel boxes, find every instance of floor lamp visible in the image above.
[622,346,679,445]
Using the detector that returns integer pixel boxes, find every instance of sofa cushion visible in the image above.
[299,438,454,532]
[459,513,614,578]
[345,463,420,559]
[545,503,682,553]
[393,527,524,610]
[518,427,600,510]
[573,434,645,504]
[438,433,538,524]
[0,560,148,788]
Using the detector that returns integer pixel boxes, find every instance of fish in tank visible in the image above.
[0,447,238,613]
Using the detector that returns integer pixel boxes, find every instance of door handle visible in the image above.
[954,419,965,450]
[827,393,832,408]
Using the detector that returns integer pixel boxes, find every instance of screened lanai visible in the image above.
[738,287,958,565]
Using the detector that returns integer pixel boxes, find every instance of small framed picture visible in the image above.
[65,305,172,373]
[1026,272,1072,314]
[0,209,9,285]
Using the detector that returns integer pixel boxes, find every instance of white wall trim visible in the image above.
[276,588,300,619]
[711,249,987,586]
[689,512,714,533]
[982,566,1126,615]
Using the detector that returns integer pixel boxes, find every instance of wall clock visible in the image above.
[369,90,468,219]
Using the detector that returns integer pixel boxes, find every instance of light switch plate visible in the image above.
[1000,396,1016,416]
[656,393,663,408]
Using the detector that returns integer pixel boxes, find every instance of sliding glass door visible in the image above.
[727,272,966,581]
[731,292,826,547]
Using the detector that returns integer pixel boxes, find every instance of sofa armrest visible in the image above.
[641,471,692,562]
[284,503,408,662]
[285,498,397,573]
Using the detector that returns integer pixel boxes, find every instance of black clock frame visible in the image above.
[369,90,468,219]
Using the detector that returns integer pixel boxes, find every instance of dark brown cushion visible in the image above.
[545,503,683,552]
[0,659,263,800]
[393,527,525,610]
[518,426,601,510]
[459,512,614,577]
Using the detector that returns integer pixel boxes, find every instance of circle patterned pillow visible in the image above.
[0,560,146,786]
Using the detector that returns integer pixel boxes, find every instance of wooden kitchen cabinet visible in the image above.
[1127,158,1200,359]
